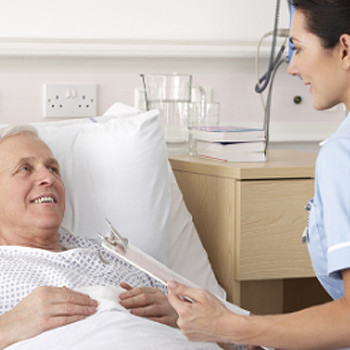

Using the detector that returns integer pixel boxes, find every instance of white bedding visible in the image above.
[7,285,248,350]
[6,309,222,350]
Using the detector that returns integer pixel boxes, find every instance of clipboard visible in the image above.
[98,219,197,289]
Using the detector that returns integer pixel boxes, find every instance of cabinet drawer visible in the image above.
[236,179,315,280]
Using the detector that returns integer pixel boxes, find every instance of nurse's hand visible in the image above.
[119,282,178,328]
[168,280,237,344]
[0,286,97,349]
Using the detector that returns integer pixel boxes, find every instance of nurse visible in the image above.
[168,1,350,349]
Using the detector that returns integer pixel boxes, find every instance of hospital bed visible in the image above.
[4,103,255,349]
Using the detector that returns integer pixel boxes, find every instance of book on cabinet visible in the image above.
[192,126,266,143]
[196,140,266,162]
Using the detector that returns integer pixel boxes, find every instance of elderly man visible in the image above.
[0,125,181,349]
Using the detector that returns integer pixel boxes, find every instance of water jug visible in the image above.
[141,73,205,154]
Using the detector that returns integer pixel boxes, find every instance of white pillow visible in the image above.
[30,103,225,297]
[36,109,170,263]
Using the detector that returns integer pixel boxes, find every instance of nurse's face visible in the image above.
[288,9,349,110]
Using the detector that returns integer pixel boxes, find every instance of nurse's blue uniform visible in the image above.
[307,113,350,300]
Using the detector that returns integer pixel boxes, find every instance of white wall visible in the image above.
[0,0,290,41]
[0,0,346,148]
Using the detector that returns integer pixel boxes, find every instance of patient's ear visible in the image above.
[339,34,350,70]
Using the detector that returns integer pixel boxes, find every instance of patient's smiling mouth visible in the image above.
[31,195,56,204]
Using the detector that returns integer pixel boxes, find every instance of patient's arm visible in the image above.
[119,282,178,328]
[0,286,97,349]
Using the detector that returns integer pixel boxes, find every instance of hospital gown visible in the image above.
[0,230,166,314]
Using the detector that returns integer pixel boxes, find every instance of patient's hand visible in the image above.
[119,282,178,328]
[0,286,97,349]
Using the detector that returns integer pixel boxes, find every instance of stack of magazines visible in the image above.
[192,126,266,162]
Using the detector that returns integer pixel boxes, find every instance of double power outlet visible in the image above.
[44,83,97,118]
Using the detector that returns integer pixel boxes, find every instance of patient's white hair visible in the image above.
[0,125,38,142]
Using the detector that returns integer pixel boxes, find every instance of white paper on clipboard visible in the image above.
[101,239,197,288]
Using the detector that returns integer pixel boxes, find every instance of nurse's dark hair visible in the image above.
[290,0,350,48]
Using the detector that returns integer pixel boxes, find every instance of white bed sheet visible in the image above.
[6,309,222,350]
[6,285,249,350]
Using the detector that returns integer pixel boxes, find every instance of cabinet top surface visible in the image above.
[169,149,317,180]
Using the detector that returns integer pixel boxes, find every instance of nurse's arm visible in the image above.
[168,271,350,349]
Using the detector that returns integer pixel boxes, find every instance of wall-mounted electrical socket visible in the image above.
[43,83,97,118]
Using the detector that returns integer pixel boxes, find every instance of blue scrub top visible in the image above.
[307,114,350,300]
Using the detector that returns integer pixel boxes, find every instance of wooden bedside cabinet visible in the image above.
[169,150,331,315]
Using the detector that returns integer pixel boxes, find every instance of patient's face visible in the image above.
[0,133,65,243]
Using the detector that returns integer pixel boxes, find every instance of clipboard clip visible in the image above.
[97,218,129,251]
